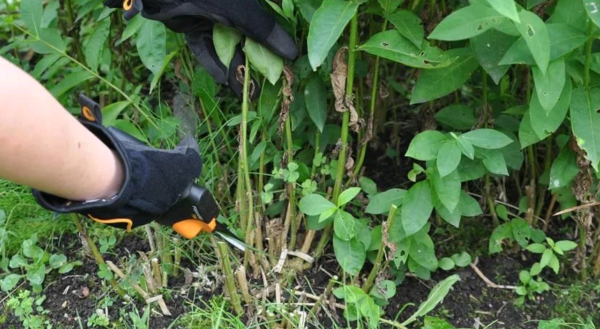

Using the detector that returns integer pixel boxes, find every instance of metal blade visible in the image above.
[215,231,247,251]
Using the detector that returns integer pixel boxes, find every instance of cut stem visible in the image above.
[71,214,126,299]
[217,241,243,315]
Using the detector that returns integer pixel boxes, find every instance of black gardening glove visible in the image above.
[104,0,298,98]
[32,95,202,231]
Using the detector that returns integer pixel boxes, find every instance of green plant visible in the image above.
[98,235,117,253]
[87,312,111,328]
[1,233,80,293]
[6,290,50,329]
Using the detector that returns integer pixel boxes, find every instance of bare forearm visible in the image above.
[0,56,123,201]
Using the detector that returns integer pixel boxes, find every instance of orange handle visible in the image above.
[172,218,217,239]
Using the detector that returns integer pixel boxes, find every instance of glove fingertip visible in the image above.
[264,23,298,60]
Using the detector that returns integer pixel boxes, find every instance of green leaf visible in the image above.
[549,147,579,189]
[438,258,455,271]
[114,120,147,143]
[547,24,588,59]
[213,24,242,68]
[21,0,42,36]
[530,78,572,139]
[456,135,475,159]
[307,214,333,230]
[299,194,336,216]
[519,110,542,148]
[548,254,560,274]
[514,9,550,73]
[84,19,111,72]
[496,204,508,220]
[434,197,461,227]
[150,51,178,93]
[32,53,61,78]
[245,38,283,85]
[386,10,424,47]
[432,169,461,213]
[294,0,321,22]
[435,105,476,130]
[424,317,456,329]
[366,189,407,214]
[548,0,587,31]
[308,0,363,69]
[334,211,358,241]
[511,218,532,247]
[26,264,45,286]
[451,252,472,267]
[461,129,513,149]
[538,319,567,329]
[411,48,480,104]
[59,263,75,274]
[9,255,27,272]
[119,14,143,44]
[359,177,378,196]
[459,191,482,217]
[555,240,578,252]
[570,87,600,170]
[405,130,448,161]
[1,274,22,292]
[333,236,366,276]
[516,286,527,296]
[429,3,505,41]
[519,270,531,284]
[457,157,486,181]
[409,238,438,271]
[338,187,361,207]
[359,31,453,69]
[49,254,67,269]
[304,74,328,132]
[137,19,166,75]
[101,101,131,127]
[402,275,460,325]
[31,28,67,54]
[437,141,462,177]
[471,29,515,84]
[584,0,600,28]
[319,207,338,222]
[489,223,512,254]
[540,249,553,268]
[378,0,403,13]
[485,0,520,22]
[479,149,509,175]
[529,263,542,276]
[526,243,546,254]
[23,240,43,260]
[402,181,433,236]
[532,59,565,112]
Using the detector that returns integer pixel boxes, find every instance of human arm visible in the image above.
[0,55,124,201]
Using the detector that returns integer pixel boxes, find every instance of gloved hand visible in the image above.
[104,0,298,98]
[32,94,202,231]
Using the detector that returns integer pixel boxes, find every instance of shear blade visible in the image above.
[215,231,247,251]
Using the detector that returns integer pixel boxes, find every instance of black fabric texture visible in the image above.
[32,116,202,230]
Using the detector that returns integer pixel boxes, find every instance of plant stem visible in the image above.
[485,174,499,227]
[70,214,126,299]
[353,20,388,178]
[240,57,255,266]
[314,13,359,260]
[217,242,243,315]
[309,275,338,317]
[310,131,321,178]
[63,0,91,96]
[363,205,398,293]
[285,114,298,250]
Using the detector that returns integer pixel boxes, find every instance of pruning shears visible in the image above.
[77,95,246,252]
[156,185,247,251]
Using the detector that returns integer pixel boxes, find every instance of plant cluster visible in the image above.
[2,0,600,327]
